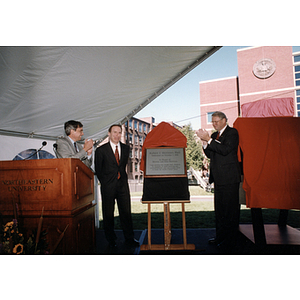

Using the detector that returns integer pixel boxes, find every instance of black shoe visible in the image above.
[125,238,140,248]
[208,238,217,244]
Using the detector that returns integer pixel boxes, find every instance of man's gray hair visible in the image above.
[212,111,228,121]
[64,120,83,136]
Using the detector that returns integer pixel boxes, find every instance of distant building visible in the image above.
[123,117,155,186]
[200,46,300,132]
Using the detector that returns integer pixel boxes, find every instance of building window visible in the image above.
[129,119,133,129]
[296,90,300,117]
[295,65,300,72]
[139,123,142,132]
[207,112,215,123]
[294,53,300,117]
[294,54,300,63]
[143,124,147,133]
[129,133,132,144]
[134,120,137,131]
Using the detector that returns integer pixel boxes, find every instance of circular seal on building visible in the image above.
[253,58,276,79]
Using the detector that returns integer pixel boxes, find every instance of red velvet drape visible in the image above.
[241,98,294,117]
[234,117,300,209]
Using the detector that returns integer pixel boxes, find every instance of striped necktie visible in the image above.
[74,142,78,152]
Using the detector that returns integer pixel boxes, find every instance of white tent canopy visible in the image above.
[0,46,220,159]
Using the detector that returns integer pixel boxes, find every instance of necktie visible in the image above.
[74,142,78,152]
[115,146,120,179]
[216,132,220,140]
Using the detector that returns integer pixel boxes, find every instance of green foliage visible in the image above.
[180,123,204,171]
[0,219,49,255]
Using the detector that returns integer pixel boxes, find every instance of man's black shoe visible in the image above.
[208,238,217,244]
[125,239,140,248]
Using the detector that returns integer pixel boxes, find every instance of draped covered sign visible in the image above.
[140,122,189,201]
[140,121,187,172]
[234,117,300,210]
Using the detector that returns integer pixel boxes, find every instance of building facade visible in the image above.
[123,117,155,185]
[200,46,300,132]
[199,76,240,131]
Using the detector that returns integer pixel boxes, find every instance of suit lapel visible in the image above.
[218,125,230,140]
[119,143,126,165]
[65,137,77,154]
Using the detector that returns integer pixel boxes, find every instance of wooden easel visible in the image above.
[140,200,195,251]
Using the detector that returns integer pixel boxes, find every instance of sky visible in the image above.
[135,46,300,130]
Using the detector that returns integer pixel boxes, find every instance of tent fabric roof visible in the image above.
[0,46,220,141]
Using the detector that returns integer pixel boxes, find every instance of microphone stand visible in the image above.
[24,141,47,160]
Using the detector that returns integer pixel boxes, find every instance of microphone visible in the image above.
[53,143,58,158]
[24,141,47,160]
[93,139,103,148]
[77,139,103,148]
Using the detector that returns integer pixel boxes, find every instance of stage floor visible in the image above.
[95,225,300,255]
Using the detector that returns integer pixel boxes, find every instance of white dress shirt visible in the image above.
[203,125,227,149]
[110,141,121,158]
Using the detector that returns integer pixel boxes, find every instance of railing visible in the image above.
[189,167,210,191]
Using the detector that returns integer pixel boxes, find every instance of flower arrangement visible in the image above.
[0,208,49,255]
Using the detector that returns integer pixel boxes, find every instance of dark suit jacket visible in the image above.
[94,142,130,196]
[204,126,241,185]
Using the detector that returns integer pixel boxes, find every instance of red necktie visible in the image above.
[216,132,220,140]
[115,146,120,179]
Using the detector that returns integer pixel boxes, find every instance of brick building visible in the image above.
[123,117,155,185]
[200,46,300,132]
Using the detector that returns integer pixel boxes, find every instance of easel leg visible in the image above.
[182,203,187,249]
[164,202,172,250]
[148,203,151,249]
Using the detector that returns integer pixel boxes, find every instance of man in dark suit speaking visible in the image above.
[95,124,139,249]
[196,111,241,252]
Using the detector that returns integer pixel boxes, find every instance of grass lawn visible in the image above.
[98,186,300,230]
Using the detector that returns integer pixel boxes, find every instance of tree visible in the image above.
[180,123,204,171]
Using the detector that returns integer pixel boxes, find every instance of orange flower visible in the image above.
[13,244,24,255]
[5,221,14,228]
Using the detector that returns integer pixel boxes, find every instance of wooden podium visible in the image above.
[0,158,96,254]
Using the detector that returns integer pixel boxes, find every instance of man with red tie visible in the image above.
[196,111,241,253]
[95,124,139,249]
